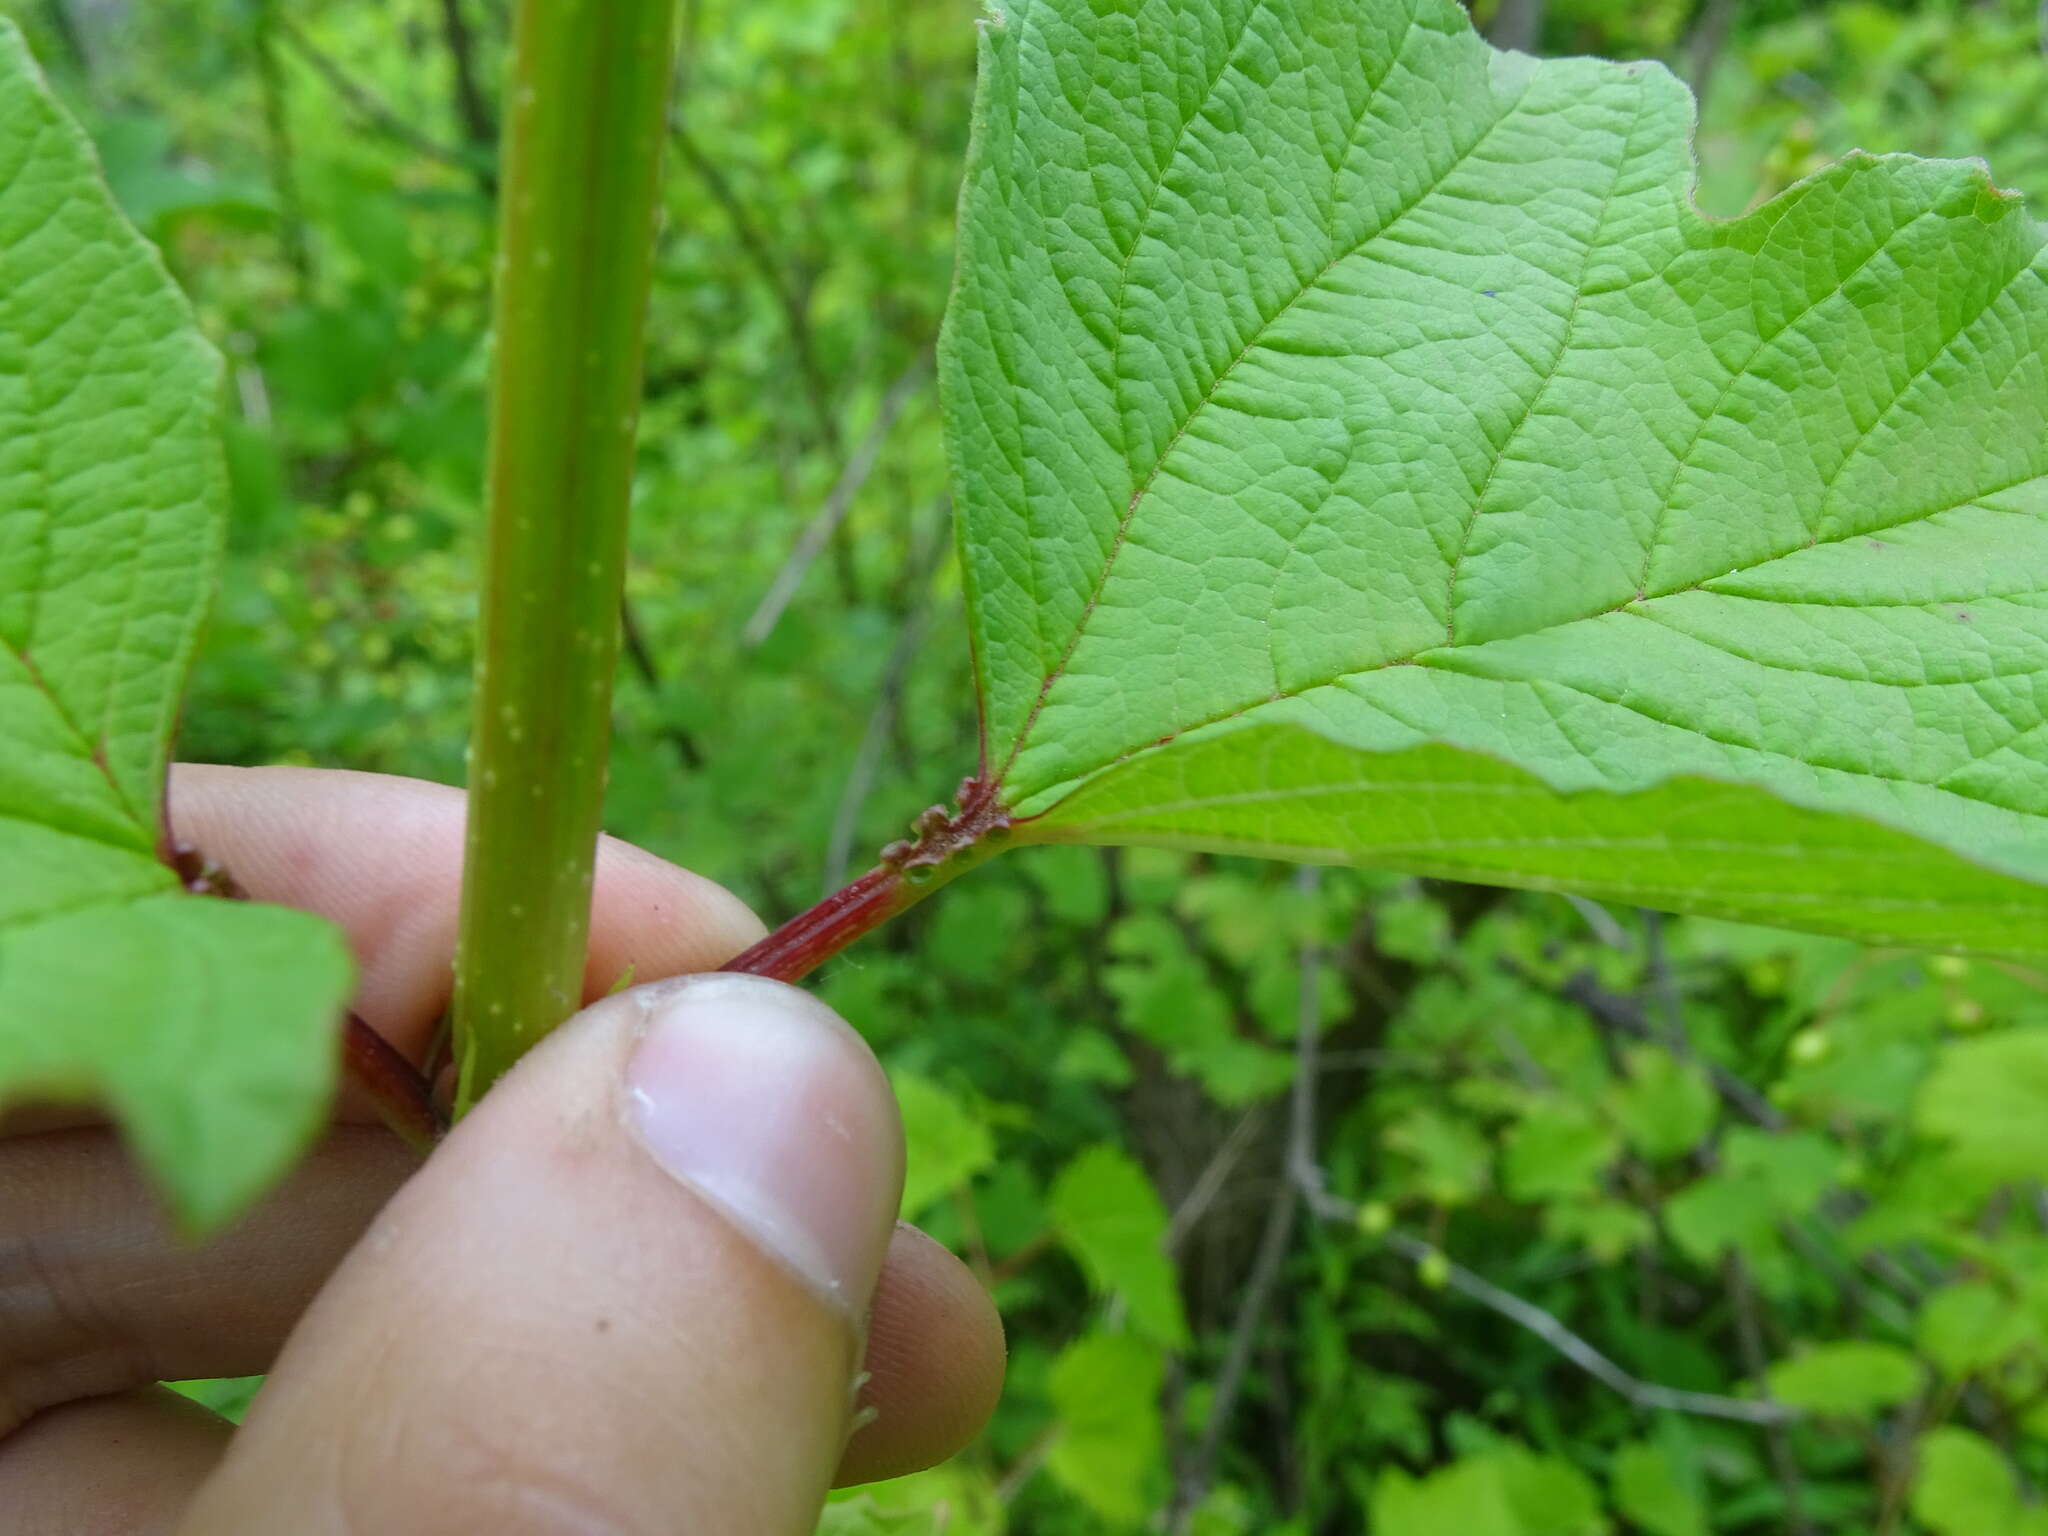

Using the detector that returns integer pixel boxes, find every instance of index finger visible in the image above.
[167,764,768,1062]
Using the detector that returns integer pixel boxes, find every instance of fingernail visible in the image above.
[623,974,902,1316]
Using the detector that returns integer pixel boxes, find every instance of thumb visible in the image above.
[181,974,904,1535]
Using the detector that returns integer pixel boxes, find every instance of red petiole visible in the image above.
[723,774,1016,983]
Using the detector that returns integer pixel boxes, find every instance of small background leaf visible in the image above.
[1048,1144,1188,1347]
[892,1070,994,1220]
[1916,1031,2048,1181]
[1610,1440,1707,1536]
[1045,1331,1166,1528]
[1603,1047,1716,1162]
[1764,1341,1922,1418]
[1912,1426,2046,1536]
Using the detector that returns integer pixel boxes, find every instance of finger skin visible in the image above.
[4,761,769,1432]
[171,762,1006,1480]
[841,1224,1005,1485]
[0,1129,412,1436]
[1,765,1005,1516]
[181,981,900,1533]
[5,1388,228,1535]
[171,762,1005,1480]
[0,1126,1001,1485]
[166,764,769,1056]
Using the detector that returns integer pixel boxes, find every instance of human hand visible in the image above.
[2,765,1005,1533]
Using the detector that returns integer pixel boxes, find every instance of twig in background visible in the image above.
[1552,966,1786,1131]
[1641,910,1689,1052]
[994,1423,1059,1506]
[675,0,701,98]
[1293,925,1802,1428]
[271,11,487,188]
[1728,1253,1813,1532]
[436,0,496,152]
[1565,892,1631,950]
[671,120,842,453]
[1491,1016,1552,1091]
[1166,868,1322,1534]
[817,495,953,891]
[1398,1222,1800,1426]
[1163,1104,1269,1255]
[41,0,95,86]
[1643,922,1906,1311]
[1488,0,1545,51]
[744,355,932,648]
[950,1185,994,1290]
[617,596,707,770]
[1557,958,1922,1326]
[1297,1175,1804,1426]
[821,604,937,891]
[1687,0,1742,114]
[1645,922,1813,1518]
[1171,1175,1297,1530]
[254,1,313,298]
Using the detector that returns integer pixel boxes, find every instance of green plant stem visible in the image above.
[453,0,679,1111]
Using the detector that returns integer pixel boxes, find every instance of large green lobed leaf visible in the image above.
[0,21,350,1229]
[944,0,2048,952]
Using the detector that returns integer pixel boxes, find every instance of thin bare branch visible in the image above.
[437,0,497,151]
[1488,0,1545,51]
[1286,888,1802,1433]
[670,118,841,450]
[1172,1176,1297,1530]
[1293,922,1800,1434]
[1164,1104,1269,1255]
[1728,1254,1813,1531]
[820,603,936,890]
[1286,869,1327,1184]
[1553,966,1787,1131]
[1405,1223,1797,1426]
[618,597,706,770]
[744,355,932,648]
[253,1,313,297]
[1565,893,1631,950]
[675,0,702,99]
[817,495,953,890]
[995,1423,1059,1505]
[1298,1174,1803,1427]
[1563,950,1920,1327]
[1168,869,1323,1533]
[1687,0,1742,115]
[1641,910,1687,1051]
[272,12,484,185]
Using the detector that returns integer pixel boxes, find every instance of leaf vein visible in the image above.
[1632,202,1944,594]
[1442,77,1647,646]
[997,46,1528,791]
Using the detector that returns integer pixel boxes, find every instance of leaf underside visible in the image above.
[0,21,350,1230]
[943,0,2048,952]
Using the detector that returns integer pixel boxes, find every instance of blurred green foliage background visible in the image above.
[24,0,2048,1530]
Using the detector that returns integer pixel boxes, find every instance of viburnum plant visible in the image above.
[6,0,2048,1228]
